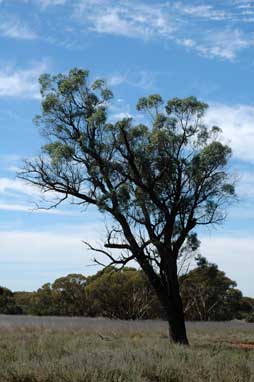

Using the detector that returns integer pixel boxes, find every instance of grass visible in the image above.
[0,316,254,381]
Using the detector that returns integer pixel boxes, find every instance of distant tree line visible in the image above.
[1,258,254,322]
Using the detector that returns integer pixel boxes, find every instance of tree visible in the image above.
[30,274,88,316]
[86,267,161,319]
[51,273,87,316]
[13,291,36,315]
[180,256,243,321]
[19,68,235,344]
[31,283,58,316]
[0,287,22,314]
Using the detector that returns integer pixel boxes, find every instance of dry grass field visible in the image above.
[0,315,254,382]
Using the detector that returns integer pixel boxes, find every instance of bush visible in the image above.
[246,313,254,323]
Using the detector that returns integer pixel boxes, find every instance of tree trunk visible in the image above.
[137,251,189,344]
[159,254,189,345]
[166,302,189,345]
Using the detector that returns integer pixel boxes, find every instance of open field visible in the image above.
[0,316,254,382]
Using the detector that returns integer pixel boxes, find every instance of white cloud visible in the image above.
[0,223,106,290]
[174,3,228,21]
[107,70,157,90]
[0,61,48,99]
[75,1,176,40]
[0,16,37,40]
[234,0,254,8]
[199,29,250,60]
[236,171,254,198]
[0,202,78,216]
[108,73,128,87]
[178,38,196,48]
[205,103,254,162]
[178,29,251,60]
[201,235,254,296]
[38,0,66,7]
[0,178,41,197]
[0,176,76,215]
[0,225,103,264]
[110,112,133,121]
[16,0,66,7]
[0,1,250,62]
[73,1,254,61]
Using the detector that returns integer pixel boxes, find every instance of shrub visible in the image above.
[246,313,254,323]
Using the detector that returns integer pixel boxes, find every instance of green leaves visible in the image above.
[22,67,235,266]
[200,141,232,168]
[43,142,74,166]
[136,94,163,111]
[88,107,107,127]
[41,93,59,113]
[222,183,235,195]
[180,257,242,321]
[166,96,208,118]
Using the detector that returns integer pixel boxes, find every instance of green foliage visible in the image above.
[10,269,161,319]
[43,142,74,166]
[246,313,254,323]
[166,96,208,118]
[136,94,163,112]
[31,283,58,316]
[20,68,236,343]
[0,263,248,322]
[29,274,88,316]
[21,68,235,243]
[180,256,244,321]
[13,291,35,315]
[0,287,22,314]
[86,267,161,319]
[52,274,87,316]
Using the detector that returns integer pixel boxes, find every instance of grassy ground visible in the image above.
[0,317,254,382]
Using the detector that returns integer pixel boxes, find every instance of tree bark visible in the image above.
[166,301,189,345]
[135,249,189,344]
[158,254,189,345]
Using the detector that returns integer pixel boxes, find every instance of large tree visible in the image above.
[20,68,235,344]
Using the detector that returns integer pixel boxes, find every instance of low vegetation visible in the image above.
[0,319,254,382]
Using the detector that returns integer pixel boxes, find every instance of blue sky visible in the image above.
[0,0,254,295]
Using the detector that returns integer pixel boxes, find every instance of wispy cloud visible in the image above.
[174,3,229,21]
[0,202,78,216]
[38,0,66,8]
[75,1,176,40]
[0,61,48,99]
[234,0,254,9]
[0,16,37,40]
[108,73,128,87]
[107,70,157,90]
[181,28,252,60]
[0,1,252,61]
[0,176,83,216]
[0,178,39,196]
[72,0,254,61]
